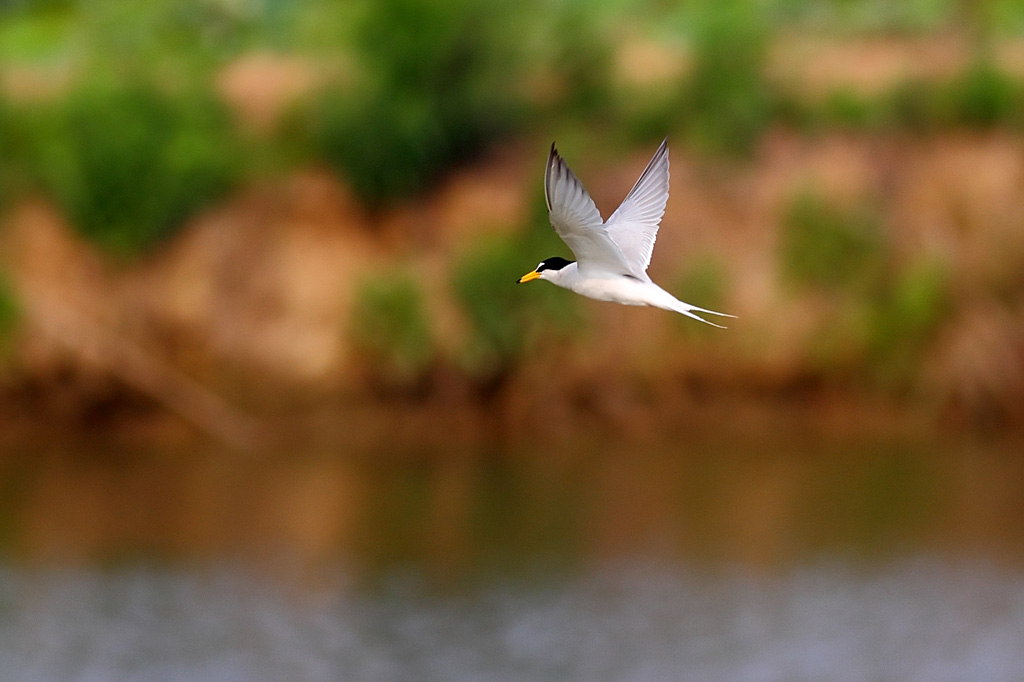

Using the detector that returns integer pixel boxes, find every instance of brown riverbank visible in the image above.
[2,127,1022,451]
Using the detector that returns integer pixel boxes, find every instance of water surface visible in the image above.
[1,435,1023,680]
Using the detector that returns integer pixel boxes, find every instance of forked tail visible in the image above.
[668,299,735,329]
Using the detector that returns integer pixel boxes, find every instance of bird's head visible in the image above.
[518,256,574,284]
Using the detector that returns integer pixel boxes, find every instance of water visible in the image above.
[1,435,1023,680]
[2,560,1024,681]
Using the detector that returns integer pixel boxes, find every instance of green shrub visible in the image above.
[622,93,681,146]
[0,94,28,211]
[682,0,774,156]
[452,236,534,378]
[780,192,886,292]
[941,61,1021,128]
[804,257,952,387]
[31,81,240,257]
[865,257,952,383]
[0,97,12,211]
[820,88,879,130]
[0,1,76,62]
[310,0,521,208]
[0,273,20,360]
[451,228,580,382]
[349,269,435,388]
[883,64,1021,131]
[542,7,613,118]
[312,88,488,208]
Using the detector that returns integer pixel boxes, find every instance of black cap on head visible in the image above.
[537,257,574,272]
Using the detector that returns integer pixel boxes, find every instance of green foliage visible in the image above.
[779,191,952,386]
[310,0,521,208]
[635,59,1024,150]
[941,61,1021,128]
[819,88,880,130]
[451,227,580,381]
[882,63,1021,132]
[312,87,497,208]
[349,269,435,387]
[0,0,298,77]
[1,96,33,209]
[781,192,886,292]
[804,256,953,387]
[0,95,37,211]
[451,236,534,377]
[542,7,614,118]
[0,0,75,61]
[0,96,14,211]
[31,81,241,257]
[865,257,952,383]
[683,0,775,156]
[0,274,20,359]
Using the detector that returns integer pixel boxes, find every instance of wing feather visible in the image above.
[544,143,632,277]
[605,138,670,274]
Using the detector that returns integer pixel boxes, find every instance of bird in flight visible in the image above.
[518,139,734,328]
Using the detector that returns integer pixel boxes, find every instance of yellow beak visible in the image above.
[517,270,541,283]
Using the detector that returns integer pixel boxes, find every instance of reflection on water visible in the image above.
[2,436,1023,569]
[1,435,1024,680]
[2,560,1024,681]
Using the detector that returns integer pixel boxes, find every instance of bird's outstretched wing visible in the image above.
[605,138,669,275]
[545,143,633,277]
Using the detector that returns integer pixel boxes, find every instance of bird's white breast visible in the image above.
[555,264,659,307]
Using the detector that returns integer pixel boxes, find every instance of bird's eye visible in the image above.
[536,262,546,272]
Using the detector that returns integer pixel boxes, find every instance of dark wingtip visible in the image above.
[545,142,559,212]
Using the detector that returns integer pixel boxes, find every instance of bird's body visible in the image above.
[518,139,734,328]
[541,262,663,307]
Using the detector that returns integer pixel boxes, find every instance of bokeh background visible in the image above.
[2,0,1024,680]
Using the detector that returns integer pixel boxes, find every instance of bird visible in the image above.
[518,138,734,328]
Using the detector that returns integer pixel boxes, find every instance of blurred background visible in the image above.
[2,0,1024,679]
